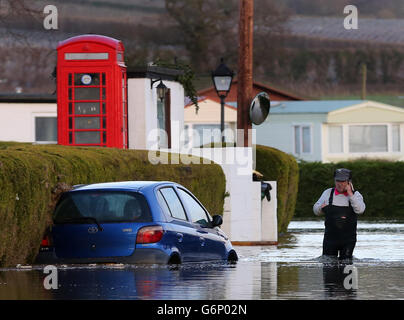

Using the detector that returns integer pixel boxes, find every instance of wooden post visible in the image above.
[361,62,367,100]
[237,0,254,147]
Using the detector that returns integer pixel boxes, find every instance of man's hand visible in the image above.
[346,182,354,196]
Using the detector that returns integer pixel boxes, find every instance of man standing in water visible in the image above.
[313,168,366,261]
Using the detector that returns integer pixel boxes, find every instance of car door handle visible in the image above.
[197,229,208,234]
[176,233,183,243]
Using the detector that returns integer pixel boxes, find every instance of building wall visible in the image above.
[184,98,237,124]
[328,103,404,124]
[127,78,149,149]
[0,103,57,143]
[168,80,185,150]
[323,102,404,162]
[322,122,404,163]
[127,78,184,150]
[254,113,326,162]
[184,98,237,146]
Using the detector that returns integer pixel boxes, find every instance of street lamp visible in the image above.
[212,58,234,143]
[151,78,168,102]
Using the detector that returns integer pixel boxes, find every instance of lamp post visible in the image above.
[151,78,168,102]
[212,58,234,143]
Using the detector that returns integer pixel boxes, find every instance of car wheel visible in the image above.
[227,250,238,263]
[168,253,181,265]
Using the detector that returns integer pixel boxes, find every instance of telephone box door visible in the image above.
[59,67,127,148]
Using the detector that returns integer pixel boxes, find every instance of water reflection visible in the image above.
[0,269,52,300]
[322,262,357,299]
[0,221,403,300]
[0,260,403,300]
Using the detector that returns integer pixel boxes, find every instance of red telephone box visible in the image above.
[57,34,127,148]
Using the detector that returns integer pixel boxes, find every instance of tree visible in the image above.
[164,0,237,72]
[253,0,291,80]
[0,0,42,44]
[164,0,291,77]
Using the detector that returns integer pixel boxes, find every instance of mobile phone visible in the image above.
[349,181,355,192]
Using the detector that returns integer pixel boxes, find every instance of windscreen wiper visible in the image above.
[58,217,104,231]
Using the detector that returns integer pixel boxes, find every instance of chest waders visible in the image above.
[322,188,357,259]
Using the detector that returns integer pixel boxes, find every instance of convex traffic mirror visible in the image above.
[249,92,270,125]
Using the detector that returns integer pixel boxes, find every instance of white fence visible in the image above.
[189,148,278,244]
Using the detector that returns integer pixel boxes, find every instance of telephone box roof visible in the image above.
[57,34,123,50]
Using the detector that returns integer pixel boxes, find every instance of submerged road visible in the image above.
[0,220,403,300]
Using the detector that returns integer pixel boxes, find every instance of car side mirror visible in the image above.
[211,215,223,227]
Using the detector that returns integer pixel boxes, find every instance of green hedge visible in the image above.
[296,160,404,218]
[255,145,300,233]
[0,142,226,267]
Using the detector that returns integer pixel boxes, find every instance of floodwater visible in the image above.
[0,220,403,300]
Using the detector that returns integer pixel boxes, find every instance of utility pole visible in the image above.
[361,62,367,100]
[237,0,253,147]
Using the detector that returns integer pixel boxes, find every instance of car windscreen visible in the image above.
[53,190,152,224]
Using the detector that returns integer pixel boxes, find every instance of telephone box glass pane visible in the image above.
[65,53,109,60]
[75,117,101,130]
[75,87,100,100]
[74,102,100,115]
[75,131,101,144]
[74,73,100,86]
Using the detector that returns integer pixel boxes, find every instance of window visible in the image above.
[349,125,387,153]
[156,191,172,217]
[392,124,401,152]
[183,124,190,147]
[35,117,57,143]
[156,89,171,149]
[177,188,210,227]
[53,191,152,223]
[67,72,107,146]
[294,125,311,154]
[328,126,343,153]
[159,188,187,220]
[157,99,168,148]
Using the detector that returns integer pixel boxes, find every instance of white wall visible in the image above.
[127,78,184,150]
[261,181,277,242]
[188,147,278,243]
[254,113,327,162]
[0,103,56,142]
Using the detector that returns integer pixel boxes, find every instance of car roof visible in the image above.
[71,181,177,192]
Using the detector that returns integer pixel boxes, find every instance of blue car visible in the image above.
[36,181,238,264]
